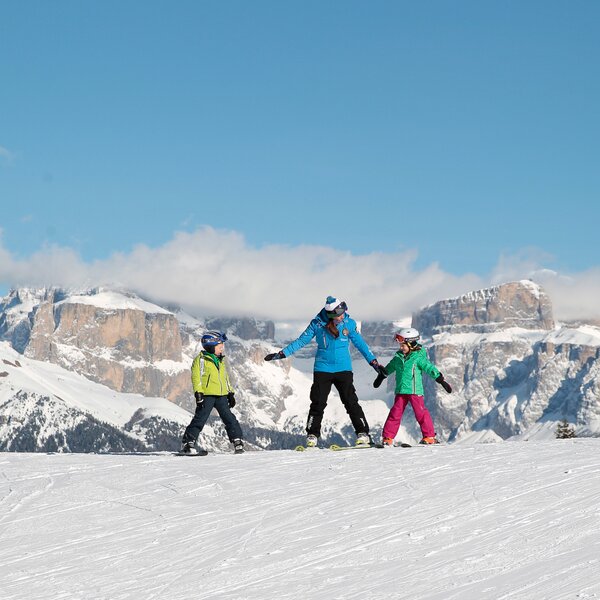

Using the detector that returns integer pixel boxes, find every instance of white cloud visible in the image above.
[490,248,556,284]
[0,227,598,322]
[533,269,600,323]
[488,250,600,322]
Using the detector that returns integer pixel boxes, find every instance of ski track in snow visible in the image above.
[1,441,600,600]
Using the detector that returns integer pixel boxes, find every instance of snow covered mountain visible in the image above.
[411,281,600,442]
[1,281,599,453]
[0,341,194,452]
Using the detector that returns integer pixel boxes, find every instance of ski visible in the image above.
[379,442,441,448]
[175,449,209,457]
[329,443,375,451]
[329,442,414,450]
[299,441,435,451]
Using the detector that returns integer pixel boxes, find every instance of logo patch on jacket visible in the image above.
[342,329,349,336]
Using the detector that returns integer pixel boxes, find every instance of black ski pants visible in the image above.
[182,395,243,443]
[306,370,369,437]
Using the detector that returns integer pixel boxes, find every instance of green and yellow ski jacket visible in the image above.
[191,351,234,396]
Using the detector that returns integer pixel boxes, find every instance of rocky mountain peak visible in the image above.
[413,280,555,337]
[205,317,275,341]
[0,287,280,411]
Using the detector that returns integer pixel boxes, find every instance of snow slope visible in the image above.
[1,440,599,600]
[0,341,191,428]
[0,341,197,452]
[1,343,188,426]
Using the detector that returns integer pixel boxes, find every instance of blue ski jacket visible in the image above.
[281,309,376,373]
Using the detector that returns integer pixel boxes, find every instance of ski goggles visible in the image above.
[201,331,228,345]
[395,333,418,344]
[326,301,348,318]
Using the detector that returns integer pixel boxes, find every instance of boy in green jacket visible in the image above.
[181,330,244,455]
[374,328,452,445]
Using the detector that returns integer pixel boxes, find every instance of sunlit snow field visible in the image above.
[1,440,600,599]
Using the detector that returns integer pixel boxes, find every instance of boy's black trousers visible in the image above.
[182,395,243,443]
[306,370,369,437]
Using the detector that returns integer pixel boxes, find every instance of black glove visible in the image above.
[370,359,387,377]
[435,374,452,394]
[227,392,236,408]
[194,391,205,406]
[373,372,386,388]
[264,351,285,361]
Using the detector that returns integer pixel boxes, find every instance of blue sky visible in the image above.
[1,1,599,319]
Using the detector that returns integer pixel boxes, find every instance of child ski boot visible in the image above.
[419,436,439,445]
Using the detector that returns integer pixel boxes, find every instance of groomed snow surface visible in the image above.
[2,440,600,599]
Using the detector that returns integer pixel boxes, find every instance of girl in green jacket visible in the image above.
[375,328,452,445]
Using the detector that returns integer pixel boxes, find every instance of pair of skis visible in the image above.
[177,443,426,454]
[295,442,413,452]
[175,448,245,457]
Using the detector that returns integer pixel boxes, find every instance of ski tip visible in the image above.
[329,443,375,451]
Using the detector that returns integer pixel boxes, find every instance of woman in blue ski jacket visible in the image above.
[264,296,386,447]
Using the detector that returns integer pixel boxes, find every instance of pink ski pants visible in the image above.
[382,394,435,439]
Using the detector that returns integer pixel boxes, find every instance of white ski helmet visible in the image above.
[395,327,420,345]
